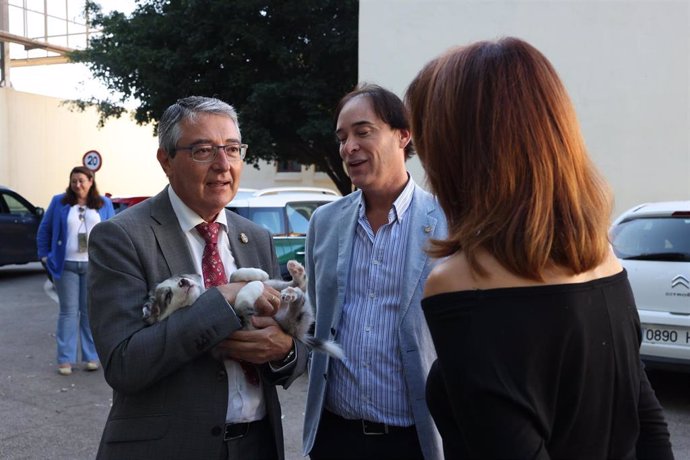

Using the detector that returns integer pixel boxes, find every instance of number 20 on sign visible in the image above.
[83,150,103,172]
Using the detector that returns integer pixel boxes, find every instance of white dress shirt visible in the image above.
[167,186,266,423]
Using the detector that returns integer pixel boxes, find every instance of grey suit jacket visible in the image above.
[302,184,447,460]
[88,188,307,460]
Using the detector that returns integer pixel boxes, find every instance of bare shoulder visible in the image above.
[424,252,477,297]
[424,247,624,298]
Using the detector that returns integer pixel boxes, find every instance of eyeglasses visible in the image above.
[78,206,85,221]
[173,143,248,163]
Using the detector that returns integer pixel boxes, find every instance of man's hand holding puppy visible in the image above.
[215,282,293,363]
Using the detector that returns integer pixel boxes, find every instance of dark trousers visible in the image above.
[310,410,424,460]
[219,417,277,460]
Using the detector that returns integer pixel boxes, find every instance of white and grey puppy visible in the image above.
[142,260,344,359]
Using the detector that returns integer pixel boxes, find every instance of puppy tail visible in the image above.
[304,336,345,360]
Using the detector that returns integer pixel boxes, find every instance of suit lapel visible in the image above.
[149,189,196,276]
[225,210,253,269]
[334,193,361,326]
[398,186,438,321]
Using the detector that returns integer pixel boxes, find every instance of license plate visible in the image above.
[642,325,690,346]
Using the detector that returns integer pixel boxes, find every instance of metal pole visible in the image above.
[0,0,9,87]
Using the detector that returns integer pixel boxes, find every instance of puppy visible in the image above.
[142,260,344,359]
[142,274,204,324]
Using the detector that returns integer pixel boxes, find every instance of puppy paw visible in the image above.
[142,297,159,324]
[286,260,306,289]
[233,280,263,324]
[230,268,269,282]
[281,286,303,303]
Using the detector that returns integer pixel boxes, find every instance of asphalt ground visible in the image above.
[0,262,307,460]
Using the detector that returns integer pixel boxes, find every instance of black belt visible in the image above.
[224,419,265,441]
[324,410,414,436]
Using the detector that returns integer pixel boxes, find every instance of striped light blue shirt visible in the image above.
[325,177,416,426]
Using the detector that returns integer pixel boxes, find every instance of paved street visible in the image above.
[1,262,689,459]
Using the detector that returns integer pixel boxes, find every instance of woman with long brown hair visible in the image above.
[405,37,672,458]
[37,166,115,375]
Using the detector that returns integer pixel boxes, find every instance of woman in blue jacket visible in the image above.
[37,166,115,376]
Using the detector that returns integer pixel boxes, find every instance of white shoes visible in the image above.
[57,364,72,376]
[57,362,99,374]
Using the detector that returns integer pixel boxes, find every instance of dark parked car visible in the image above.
[0,186,44,266]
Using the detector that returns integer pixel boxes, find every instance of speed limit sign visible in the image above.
[83,150,103,172]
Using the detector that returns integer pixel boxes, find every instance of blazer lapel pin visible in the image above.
[239,232,249,244]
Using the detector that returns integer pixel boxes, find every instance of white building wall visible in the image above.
[0,88,335,209]
[0,88,165,208]
[360,0,690,218]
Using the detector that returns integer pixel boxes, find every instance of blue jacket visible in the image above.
[37,193,115,280]
[302,184,447,460]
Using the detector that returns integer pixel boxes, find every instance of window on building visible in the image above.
[277,160,302,173]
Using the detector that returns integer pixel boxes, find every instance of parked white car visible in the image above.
[610,201,690,370]
[227,187,341,278]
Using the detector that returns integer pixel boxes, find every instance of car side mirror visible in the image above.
[35,207,44,217]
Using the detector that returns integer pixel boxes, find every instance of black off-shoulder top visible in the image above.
[422,270,673,459]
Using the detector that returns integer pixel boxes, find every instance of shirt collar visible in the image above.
[167,186,228,233]
[357,173,415,223]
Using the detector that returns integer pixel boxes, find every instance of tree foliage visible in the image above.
[70,0,358,194]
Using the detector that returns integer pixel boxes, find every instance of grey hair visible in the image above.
[158,96,241,157]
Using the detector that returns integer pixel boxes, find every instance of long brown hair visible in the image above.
[405,37,611,280]
[61,166,105,209]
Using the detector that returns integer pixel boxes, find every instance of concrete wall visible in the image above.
[0,87,335,209]
[360,0,689,218]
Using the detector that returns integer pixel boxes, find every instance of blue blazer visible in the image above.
[36,193,115,280]
[302,184,447,460]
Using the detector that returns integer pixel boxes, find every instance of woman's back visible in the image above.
[423,268,650,458]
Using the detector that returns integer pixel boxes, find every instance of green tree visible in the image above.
[70,0,357,195]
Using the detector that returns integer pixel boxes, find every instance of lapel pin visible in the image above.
[424,225,432,233]
[239,233,249,244]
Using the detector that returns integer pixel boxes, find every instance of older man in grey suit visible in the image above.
[88,96,306,460]
[303,84,447,460]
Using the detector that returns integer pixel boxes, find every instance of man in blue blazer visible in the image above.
[303,84,447,460]
[88,97,307,459]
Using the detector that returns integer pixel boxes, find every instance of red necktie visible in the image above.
[196,222,259,385]
[196,222,228,287]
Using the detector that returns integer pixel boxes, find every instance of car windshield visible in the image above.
[234,201,330,236]
[286,202,321,235]
[611,216,690,261]
[247,208,285,235]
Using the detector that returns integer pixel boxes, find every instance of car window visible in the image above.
[286,201,329,235]
[286,206,310,235]
[2,193,32,216]
[248,208,285,235]
[611,217,690,260]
